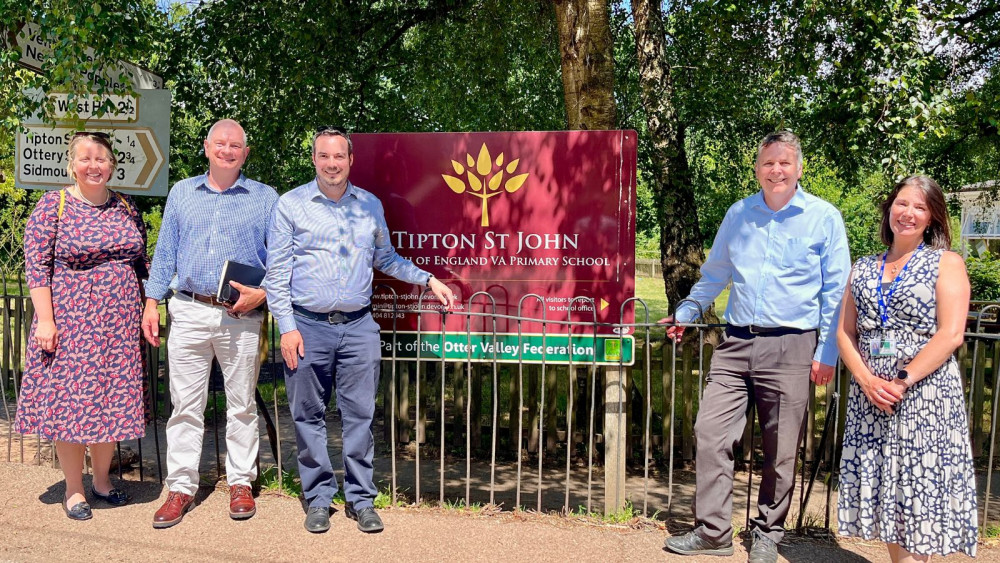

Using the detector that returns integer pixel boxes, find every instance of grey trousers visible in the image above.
[691,329,816,545]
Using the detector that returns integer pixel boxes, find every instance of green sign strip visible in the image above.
[380,332,634,365]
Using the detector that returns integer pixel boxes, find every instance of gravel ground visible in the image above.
[0,462,990,563]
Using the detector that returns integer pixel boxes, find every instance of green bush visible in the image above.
[967,253,1000,301]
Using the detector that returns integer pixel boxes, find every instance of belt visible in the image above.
[726,325,816,338]
[176,290,227,307]
[293,305,371,324]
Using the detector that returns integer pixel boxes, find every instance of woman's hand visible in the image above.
[34,320,58,353]
[856,372,903,414]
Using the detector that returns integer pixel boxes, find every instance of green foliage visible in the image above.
[967,253,1000,301]
[2,0,1000,289]
[635,231,659,260]
[140,204,161,257]
[572,500,639,524]
[0,0,168,128]
[161,0,564,193]
[258,465,302,497]
[333,486,399,509]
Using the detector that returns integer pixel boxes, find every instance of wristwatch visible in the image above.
[426,274,435,287]
[895,369,910,388]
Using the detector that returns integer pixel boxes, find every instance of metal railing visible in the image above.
[2,286,998,533]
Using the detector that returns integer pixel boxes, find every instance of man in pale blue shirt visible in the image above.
[142,119,279,528]
[662,131,850,563]
[265,128,452,534]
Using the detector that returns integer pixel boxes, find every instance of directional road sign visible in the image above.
[15,89,170,196]
[7,22,164,89]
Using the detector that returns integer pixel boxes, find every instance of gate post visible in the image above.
[604,366,626,515]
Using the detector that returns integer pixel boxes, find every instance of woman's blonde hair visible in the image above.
[66,132,117,182]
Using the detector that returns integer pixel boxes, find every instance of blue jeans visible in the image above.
[285,312,381,509]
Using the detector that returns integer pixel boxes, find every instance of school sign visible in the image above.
[349,131,637,365]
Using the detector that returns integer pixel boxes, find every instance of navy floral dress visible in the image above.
[837,249,978,556]
[15,189,149,444]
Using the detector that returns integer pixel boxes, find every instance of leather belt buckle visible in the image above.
[179,290,224,308]
[749,324,761,335]
[327,311,348,324]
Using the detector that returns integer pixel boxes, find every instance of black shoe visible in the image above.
[63,500,93,521]
[664,531,733,556]
[748,530,778,563]
[92,487,129,506]
[345,503,384,533]
[304,507,331,533]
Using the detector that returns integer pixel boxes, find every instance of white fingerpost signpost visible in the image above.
[8,23,170,197]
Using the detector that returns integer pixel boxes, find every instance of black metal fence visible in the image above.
[2,283,998,533]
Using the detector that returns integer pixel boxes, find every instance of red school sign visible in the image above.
[349,131,636,337]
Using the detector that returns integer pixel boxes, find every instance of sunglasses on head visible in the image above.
[73,131,114,150]
[74,131,111,140]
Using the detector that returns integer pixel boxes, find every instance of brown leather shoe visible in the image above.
[152,491,194,529]
[229,484,256,520]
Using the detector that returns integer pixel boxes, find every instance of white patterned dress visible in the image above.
[837,248,978,557]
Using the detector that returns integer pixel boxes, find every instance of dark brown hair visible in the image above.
[879,175,951,250]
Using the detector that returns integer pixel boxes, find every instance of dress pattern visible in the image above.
[837,248,978,557]
[15,189,149,444]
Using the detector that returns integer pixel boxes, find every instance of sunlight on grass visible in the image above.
[634,276,729,321]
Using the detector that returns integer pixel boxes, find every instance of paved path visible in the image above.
[0,463,987,562]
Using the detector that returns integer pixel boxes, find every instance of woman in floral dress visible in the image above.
[836,175,977,561]
[15,132,149,520]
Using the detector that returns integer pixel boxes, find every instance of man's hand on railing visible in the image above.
[427,276,456,309]
[657,316,685,342]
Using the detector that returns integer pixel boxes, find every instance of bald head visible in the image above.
[206,119,247,146]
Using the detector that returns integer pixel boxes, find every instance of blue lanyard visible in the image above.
[876,243,923,326]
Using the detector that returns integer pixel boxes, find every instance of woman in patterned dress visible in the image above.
[836,175,978,561]
[15,132,149,521]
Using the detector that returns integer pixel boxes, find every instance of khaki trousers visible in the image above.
[163,295,263,495]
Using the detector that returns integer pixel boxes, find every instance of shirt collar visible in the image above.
[752,183,806,213]
[196,172,250,194]
[310,180,358,203]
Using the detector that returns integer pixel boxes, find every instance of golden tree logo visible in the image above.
[441,143,529,227]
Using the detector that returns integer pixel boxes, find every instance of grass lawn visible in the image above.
[634,276,729,323]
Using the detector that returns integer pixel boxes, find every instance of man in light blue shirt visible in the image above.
[662,131,850,563]
[142,119,279,528]
[265,128,452,534]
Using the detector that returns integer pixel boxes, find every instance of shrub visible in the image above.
[967,253,1000,301]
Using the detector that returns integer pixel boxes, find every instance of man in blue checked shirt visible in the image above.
[660,131,850,563]
[265,127,453,534]
[141,119,279,528]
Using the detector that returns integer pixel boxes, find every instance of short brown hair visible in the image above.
[312,126,352,156]
[879,175,951,250]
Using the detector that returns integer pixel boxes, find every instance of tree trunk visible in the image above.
[553,0,616,130]
[630,0,706,314]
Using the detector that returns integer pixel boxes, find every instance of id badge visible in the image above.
[869,331,897,357]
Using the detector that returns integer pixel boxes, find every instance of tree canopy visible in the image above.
[1,0,998,297]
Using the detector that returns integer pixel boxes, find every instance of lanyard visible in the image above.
[876,243,923,326]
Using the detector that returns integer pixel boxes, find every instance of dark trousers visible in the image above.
[284,313,381,509]
[692,330,816,545]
